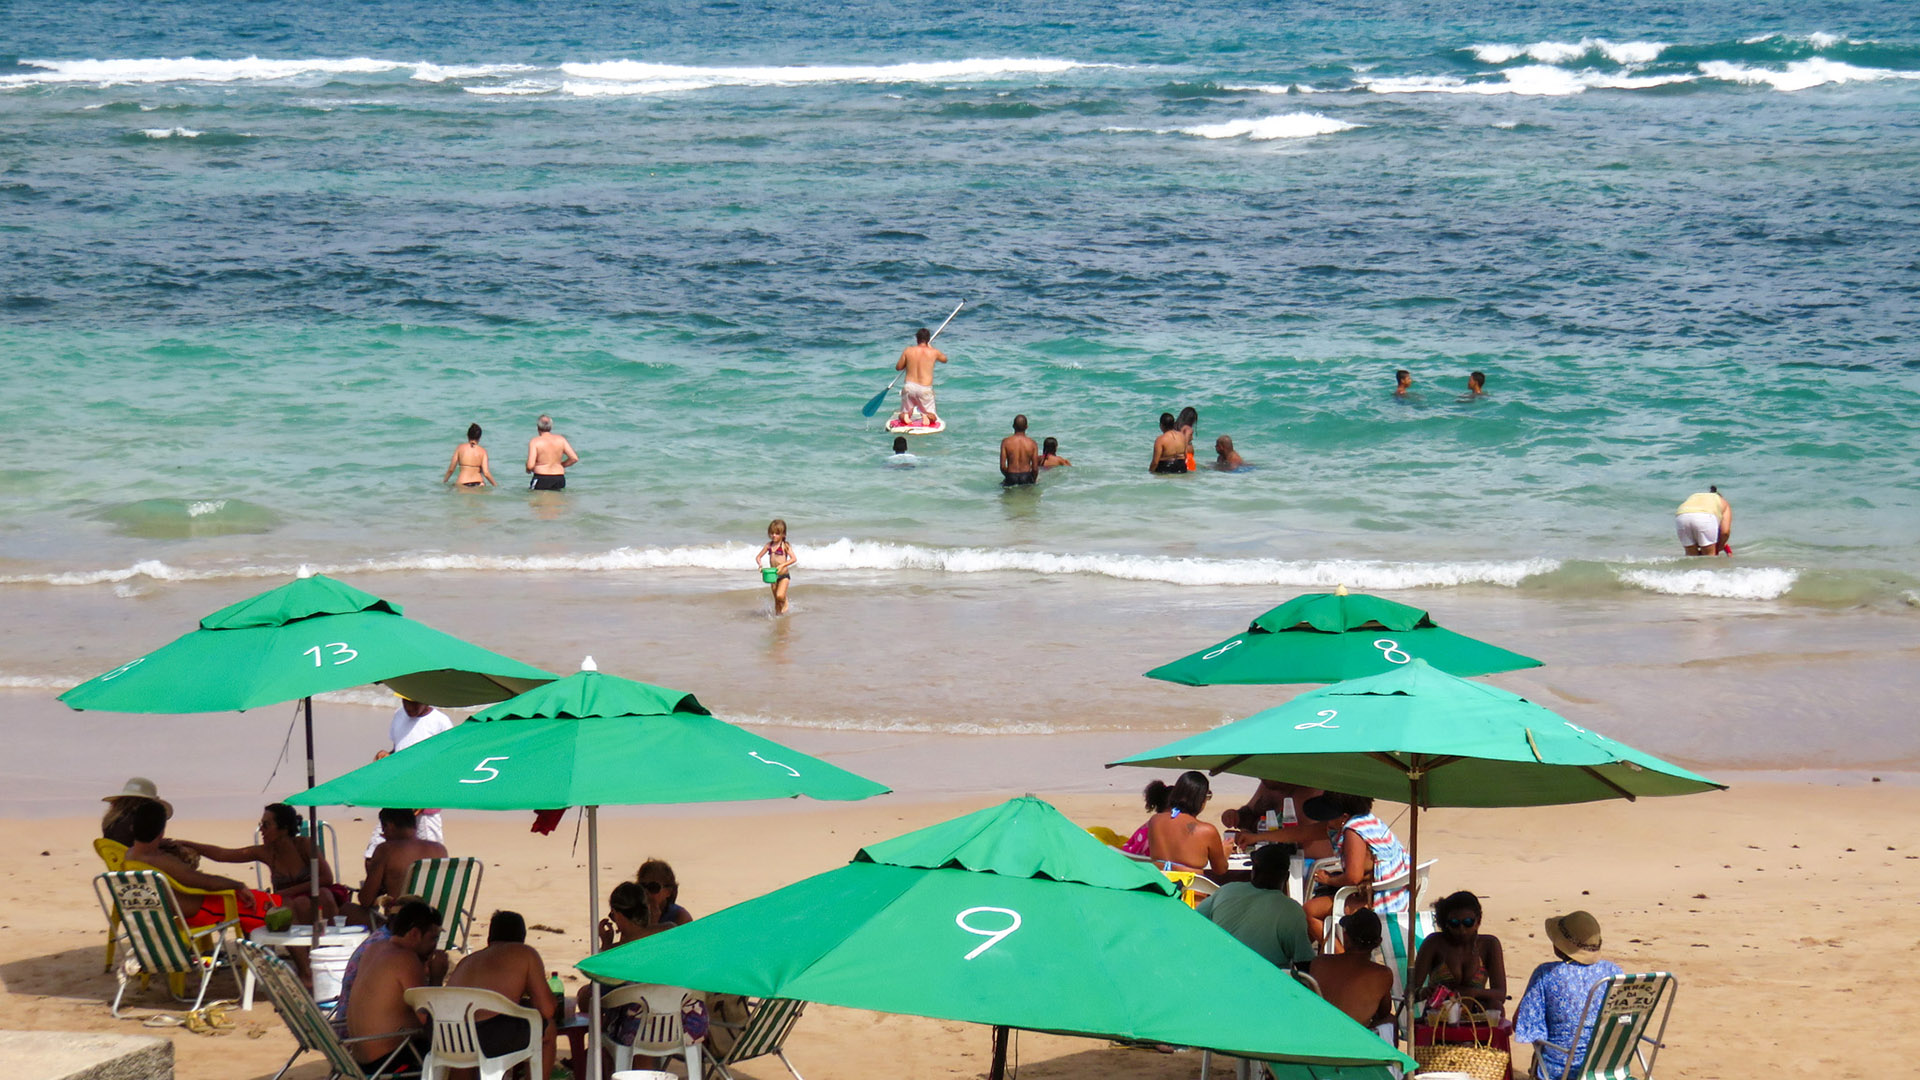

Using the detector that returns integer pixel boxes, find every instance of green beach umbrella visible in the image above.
[290,663,892,1080]
[59,574,553,714]
[1144,589,1543,686]
[1112,660,1724,994]
[578,796,1411,1078]
[59,573,554,944]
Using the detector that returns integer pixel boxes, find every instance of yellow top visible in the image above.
[1676,492,1725,516]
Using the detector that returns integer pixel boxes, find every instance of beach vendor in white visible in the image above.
[362,697,452,857]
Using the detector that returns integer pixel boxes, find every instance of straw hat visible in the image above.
[1544,910,1603,964]
[102,776,173,818]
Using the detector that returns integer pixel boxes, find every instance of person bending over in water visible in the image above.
[1000,415,1039,486]
[755,518,796,614]
[1039,436,1071,468]
[1675,485,1733,556]
[444,423,496,487]
[525,414,578,491]
[1395,369,1413,397]
[1214,435,1245,470]
[1150,413,1189,474]
[895,327,948,426]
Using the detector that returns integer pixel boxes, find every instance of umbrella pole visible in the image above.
[305,696,321,951]
[988,1024,1009,1080]
[1403,771,1421,1046]
[588,805,603,1080]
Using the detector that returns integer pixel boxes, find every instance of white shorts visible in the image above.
[1675,512,1719,547]
[900,380,937,421]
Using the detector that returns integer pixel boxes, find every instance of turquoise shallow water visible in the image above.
[2,0,1919,604]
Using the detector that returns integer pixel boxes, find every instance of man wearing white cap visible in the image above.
[1514,910,1626,1079]
[362,698,452,858]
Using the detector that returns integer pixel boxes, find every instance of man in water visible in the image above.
[894,327,948,426]
[525,414,579,491]
[1150,413,1188,474]
[1394,369,1412,397]
[1039,436,1070,468]
[1214,435,1245,470]
[999,414,1039,486]
[1675,485,1733,556]
[1463,370,1486,398]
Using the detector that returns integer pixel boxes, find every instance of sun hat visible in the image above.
[1545,909,1603,964]
[102,776,173,818]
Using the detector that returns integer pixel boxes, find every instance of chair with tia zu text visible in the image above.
[402,857,484,953]
[603,982,707,1079]
[93,870,237,1018]
[237,937,422,1080]
[1535,972,1676,1080]
[406,985,545,1080]
[93,839,241,974]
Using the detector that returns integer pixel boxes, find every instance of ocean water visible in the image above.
[4,0,1920,609]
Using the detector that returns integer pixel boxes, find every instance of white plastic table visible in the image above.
[241,924,368,1010]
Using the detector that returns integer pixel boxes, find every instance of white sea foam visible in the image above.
[1219,83,1298,95]
[138,127,202,138]
[409,62,536,83]
[1739,32,1861,48]
[1615,566,1800,600]
[1176,113,1361,140]
[1,56,406,87]
[559,79,717,97]
[0,543,1560,591]
[1361,66,1694,96]
[1698,58,1920,92]
[0,674,80,691]
[463,81,558,96]
[186,499,227,517]
[558,57,1100,90]
[1467,39,1668,66]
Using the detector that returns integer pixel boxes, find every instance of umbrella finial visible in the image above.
[580,655,598,672]
[1335,584,1348,596]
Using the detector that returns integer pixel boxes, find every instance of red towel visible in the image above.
[530,809,568,835]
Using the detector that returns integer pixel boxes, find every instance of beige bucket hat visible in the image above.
[103,776,173,818]
[1545,909,1603,964]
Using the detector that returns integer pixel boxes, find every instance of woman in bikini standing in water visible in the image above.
[443,423,496,488]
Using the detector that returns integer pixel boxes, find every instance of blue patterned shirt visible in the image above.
[1513,958,1624,1079]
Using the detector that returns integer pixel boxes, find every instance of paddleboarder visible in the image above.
[894,327,948,427]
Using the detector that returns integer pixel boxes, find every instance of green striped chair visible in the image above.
[1537,971,1676,1080]
[93,870,237,1018]
[402,857,483,953]
[707,996,809,1080]
[236,937,422,1080]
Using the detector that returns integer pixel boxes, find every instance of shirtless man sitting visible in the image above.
[343,900,444,1072]
[357,808,448,922]
[122,800,276,930]
[894,327,948,425]
[999,415,1039,486]
[446,910,557,1073]
[525,414,579,491]
[1310,909,1397,1040]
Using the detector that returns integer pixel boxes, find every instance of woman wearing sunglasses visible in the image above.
[1411,890,1509,1015]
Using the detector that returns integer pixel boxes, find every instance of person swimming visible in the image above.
[1039,436,1071,468]
[1213,435,1245,470]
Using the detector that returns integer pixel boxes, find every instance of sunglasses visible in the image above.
[1444,917,1478,929]
[638,881,667,893]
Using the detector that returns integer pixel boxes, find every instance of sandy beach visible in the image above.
[6,777,1918,1079]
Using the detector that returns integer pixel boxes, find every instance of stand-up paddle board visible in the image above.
[887,415,946,435]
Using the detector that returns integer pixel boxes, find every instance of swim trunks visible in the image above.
[1002,470,1038,487]
[900,380,937,424]
[473,1014,532,1056]
[529,474,566,491]
[1675,512,1719,547]
[1154,459,1189,474]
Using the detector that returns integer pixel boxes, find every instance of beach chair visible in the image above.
[1535,972,1676,1080]
[706,996,808,1080]
[93,870,237,1018]
[238,938,420,1080]
[1084,826,1128,848]
[406,985,544,1080]
[402,857,483,952]
[603,982,707,1079]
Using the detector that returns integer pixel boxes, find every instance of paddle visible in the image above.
[862,300,965,418]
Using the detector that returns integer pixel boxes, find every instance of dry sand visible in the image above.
[5,779,1917,1079]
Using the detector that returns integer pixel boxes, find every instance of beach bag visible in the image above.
[1412,997,1509,1080]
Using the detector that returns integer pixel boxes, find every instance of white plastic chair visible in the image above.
[1325,857,1437,948]
[405,985,544,1080]
[603,983,706,1078]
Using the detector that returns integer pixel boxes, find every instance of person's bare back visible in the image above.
[525,415,578,477]
[361,830,448,908]
[1311,952,1395,1026]
[448,941,549,1010]
[1000,434,1037,473]
[896,342,947,387]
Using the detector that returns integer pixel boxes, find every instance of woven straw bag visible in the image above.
[1412,997,1508,1080]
